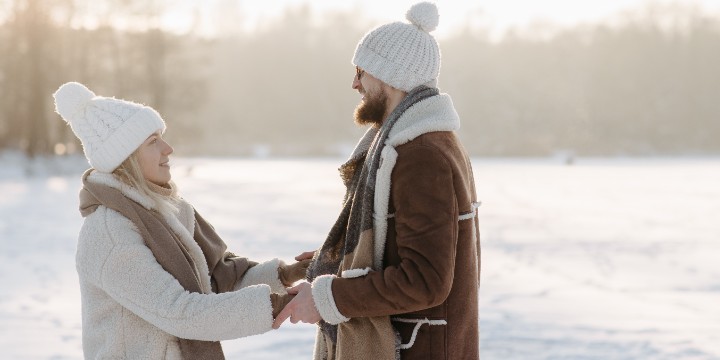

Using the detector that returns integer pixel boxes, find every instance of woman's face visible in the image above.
[137,131,174,185]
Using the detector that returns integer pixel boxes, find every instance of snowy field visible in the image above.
[0,154,719,360]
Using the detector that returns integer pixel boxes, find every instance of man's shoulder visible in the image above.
[393,131,473,178]
[395,131,463,156]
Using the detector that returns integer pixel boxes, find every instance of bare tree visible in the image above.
[0,0,58,157]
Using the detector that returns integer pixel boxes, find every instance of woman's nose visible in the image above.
[163,140,174,155]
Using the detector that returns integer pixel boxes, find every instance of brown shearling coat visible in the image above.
[330,129,481,359]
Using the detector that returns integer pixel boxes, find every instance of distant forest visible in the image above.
[1,1,719,157]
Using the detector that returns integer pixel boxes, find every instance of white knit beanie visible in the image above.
[352,2,441,92]
[53,82,166,173]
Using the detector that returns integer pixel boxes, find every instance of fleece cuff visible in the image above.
[235,258,287,294]
[312,275,350,325]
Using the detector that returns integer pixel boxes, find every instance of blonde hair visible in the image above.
[113,151,180,215]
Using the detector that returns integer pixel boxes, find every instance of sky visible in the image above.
[156,0,720,39]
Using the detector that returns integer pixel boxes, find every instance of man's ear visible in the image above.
[383,83,408,100]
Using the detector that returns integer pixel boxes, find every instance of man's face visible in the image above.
[352,67,387,127]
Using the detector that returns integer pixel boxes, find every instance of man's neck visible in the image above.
[382,88,409,122]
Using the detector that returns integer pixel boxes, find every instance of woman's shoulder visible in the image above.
[76,206,143,280]
[79,205,142,248]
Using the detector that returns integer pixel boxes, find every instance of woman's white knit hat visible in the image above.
[352,2,441,92]
[53,82,166,173]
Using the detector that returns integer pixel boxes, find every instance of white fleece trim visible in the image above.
[235,258,286,294]
[367,93,460,273]
[458,202,482,221]
[391,317,448,350]
[311,275,349,325]
[385,94,460,148]
[373,145,398,270]
[341,267,372,278]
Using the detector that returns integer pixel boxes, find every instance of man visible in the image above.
[274,2,481,359]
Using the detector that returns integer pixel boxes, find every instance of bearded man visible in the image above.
[274,2,481,359]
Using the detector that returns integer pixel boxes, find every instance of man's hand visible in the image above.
[272,282,321,329]
[295,251,316,261]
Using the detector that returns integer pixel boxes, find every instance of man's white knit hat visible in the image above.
[352,2,441,92]
[53,82,166,173]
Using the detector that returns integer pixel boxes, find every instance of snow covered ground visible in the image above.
[1,154,719,359]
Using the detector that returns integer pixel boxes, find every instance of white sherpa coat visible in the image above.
[76,171,287,359]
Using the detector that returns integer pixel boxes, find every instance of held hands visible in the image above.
[272,282,321,329]
[270,293,295,318]
[272,251,319,328]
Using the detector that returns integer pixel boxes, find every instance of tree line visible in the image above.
[1,1,718,158]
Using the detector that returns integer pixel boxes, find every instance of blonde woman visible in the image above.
[54,82,309,359]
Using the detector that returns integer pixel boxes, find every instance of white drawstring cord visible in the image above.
[391,317,447,350]
[458,201,481,221]
[385,201,481,222]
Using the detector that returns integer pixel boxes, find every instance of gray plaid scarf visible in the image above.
[307,86,439,352]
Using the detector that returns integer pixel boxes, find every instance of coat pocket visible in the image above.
[393,317,447,360]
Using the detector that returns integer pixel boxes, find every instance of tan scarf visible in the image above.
[307,87,439,360]
[79,169,255,359]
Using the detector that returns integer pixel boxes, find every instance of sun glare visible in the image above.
[151,0,720,39]
[28,0,719,38]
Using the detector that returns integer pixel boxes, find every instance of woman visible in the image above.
[53,82,309,359]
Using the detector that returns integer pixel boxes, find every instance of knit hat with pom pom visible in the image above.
[53,82,166,173]
[352,2,441,92]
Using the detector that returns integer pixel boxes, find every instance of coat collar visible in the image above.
[345,93,460,160]
[83,170,192,220]
[386,93,460,147]
[84,170,158,211]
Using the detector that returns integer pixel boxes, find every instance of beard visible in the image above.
[354,88,388,127]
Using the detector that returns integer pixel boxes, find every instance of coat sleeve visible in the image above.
[233,258,287,294]
[318,143,459,320]
[91,209,274,341]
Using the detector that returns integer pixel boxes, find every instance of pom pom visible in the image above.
[53,82,95,122]
[406,2,439,33]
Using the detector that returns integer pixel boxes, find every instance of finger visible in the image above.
[286,284,304,295]
[290,314,299,324]
[295,251,315,261]
[272,305,293,329]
